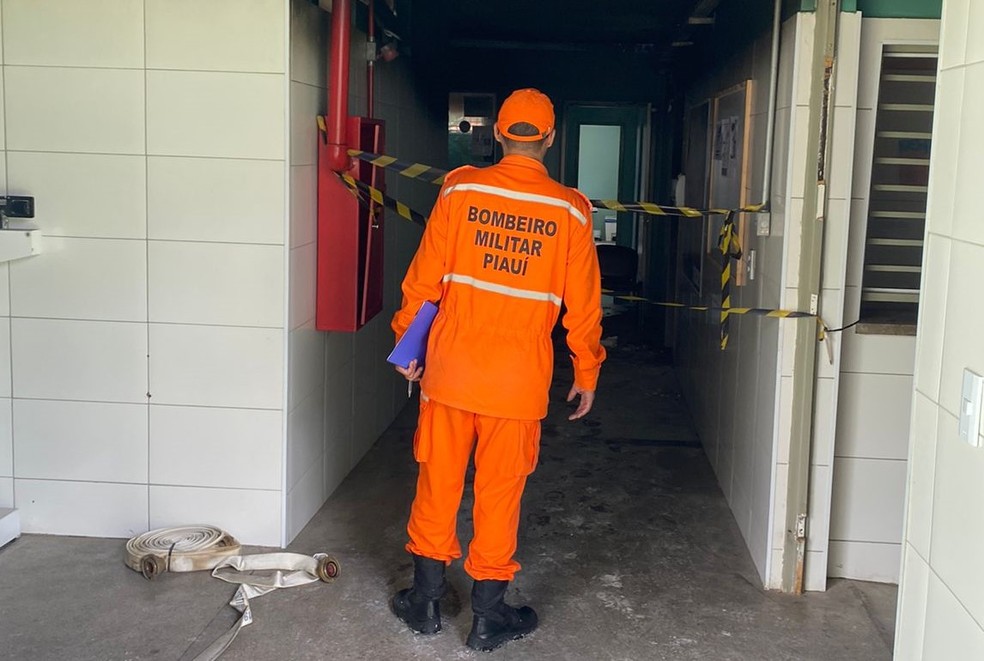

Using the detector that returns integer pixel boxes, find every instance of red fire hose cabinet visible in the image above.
[316,116,386,332]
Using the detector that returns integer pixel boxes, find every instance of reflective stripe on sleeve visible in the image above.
[443,183,588,226]
[442,273,562,306]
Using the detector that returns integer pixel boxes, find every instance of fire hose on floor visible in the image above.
[125,526,340,661]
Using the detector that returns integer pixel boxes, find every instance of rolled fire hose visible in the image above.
[124,526,340,661]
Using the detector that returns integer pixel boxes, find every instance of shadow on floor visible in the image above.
[0,342,897,660]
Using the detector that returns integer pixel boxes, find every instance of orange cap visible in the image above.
[496,88,555,142]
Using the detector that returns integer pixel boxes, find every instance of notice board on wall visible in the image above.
[707,80,753,286]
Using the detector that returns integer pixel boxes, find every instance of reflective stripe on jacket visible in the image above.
[392,154,606,420]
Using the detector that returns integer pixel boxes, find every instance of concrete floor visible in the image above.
[0,342,897,660]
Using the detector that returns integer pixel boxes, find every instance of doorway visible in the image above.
[562,104,647,249]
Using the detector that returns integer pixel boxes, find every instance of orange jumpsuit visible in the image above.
[392,153,606,581]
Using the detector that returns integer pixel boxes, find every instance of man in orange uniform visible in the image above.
[390,88,606,652]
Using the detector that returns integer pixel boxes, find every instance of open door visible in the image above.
[562,104,646,248]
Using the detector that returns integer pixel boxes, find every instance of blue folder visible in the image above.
[387,301,439,369]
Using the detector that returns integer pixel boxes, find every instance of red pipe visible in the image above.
[327,0,353,172]
[367,0,375,117]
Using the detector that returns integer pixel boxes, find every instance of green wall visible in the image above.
[791,0,941,18]
[845,0,941,18]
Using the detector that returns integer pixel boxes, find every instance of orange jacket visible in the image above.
[392,154,606,420]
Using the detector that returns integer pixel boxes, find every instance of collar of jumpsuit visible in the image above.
[497,153,549,174]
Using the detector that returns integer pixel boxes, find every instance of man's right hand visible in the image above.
[396,358,424,382]
[566,384,595,420]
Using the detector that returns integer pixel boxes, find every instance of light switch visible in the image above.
[959,369,983,447]
[756,213,771,237]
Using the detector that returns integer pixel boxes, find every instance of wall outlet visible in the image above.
[959,369,983,447]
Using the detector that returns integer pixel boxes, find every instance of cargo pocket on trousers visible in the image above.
[412,396,432,463]
[514,422,542,477]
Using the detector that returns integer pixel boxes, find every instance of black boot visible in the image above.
[391,554,447,634]
[466,579,538,652]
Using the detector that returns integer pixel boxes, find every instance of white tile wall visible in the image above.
[7,152,147,239]
[830,457,907,544]
[11,318,147,403]
[820,198,851,291]
[16,479,148,538]
[967,1,984,65]
[835,373,914,460]
[834,14,861,110]
[895,4,984,651]
[13,399,147,483]
[803,549,826,592]
[288,323,325,411]
[289,243,318,329]
[286,453,325,541]
[0,477,12,508]
[324,415,353,503]
[928,68,965,241]
[0,267,9,317]
[325,356,354,449]
[287,387,325,490]
[840,321,917,377]
[895,545,930,661]
[811,378,836,465]
[0,0,291,546]
[794,13,814,108]
[828,540,901,583]
[147,157,285,245]
[10,237,147,321]
[290,0,327,87]
[928,410,984,621]
[3,0,144,68]
[952,71,984,246]
[150,406,282,491]
[939,0,970,71]
[290,81,323,167]
[922,571,984,659]
[672,11,801,583]
[938,240,984,420]
[147,71,285,160]
[826,108,857,201]
[290,165,318,249]
[0,319,10,399]
[0,399,12,477]
[913,234,951,402]
[149,324,283,409]
[148,242,284,327]
[145,0,285,73]
[806,464,831,560]
[0,69,4,149]
[149,485,281,547]
[906,392,938,560]
[5,66,145,154]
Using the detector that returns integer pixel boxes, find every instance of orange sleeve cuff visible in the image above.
[572,357,601,392]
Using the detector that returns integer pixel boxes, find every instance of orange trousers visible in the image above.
[406,397,541,581]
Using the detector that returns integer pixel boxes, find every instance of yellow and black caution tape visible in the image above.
[332,141,774,351]
[338,173,428,227]
[718,211,741,350]
[603,294,815,320]
[342,146,769,221]
[346,149,448,185]
[590,200,767,218]
[602,291,831,342]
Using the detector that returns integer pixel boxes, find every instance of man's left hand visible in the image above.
[566,384,595,420]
